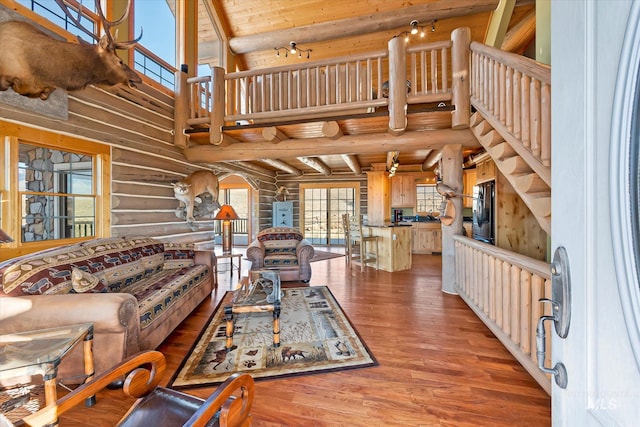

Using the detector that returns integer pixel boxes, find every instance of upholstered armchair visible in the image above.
[246,227,314,282]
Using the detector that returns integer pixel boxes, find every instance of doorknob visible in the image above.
[536,246,571,389]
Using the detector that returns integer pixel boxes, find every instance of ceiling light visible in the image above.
[410,20,419,35]
[275,41,312,59]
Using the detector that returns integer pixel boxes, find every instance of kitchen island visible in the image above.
[363,223,412,272]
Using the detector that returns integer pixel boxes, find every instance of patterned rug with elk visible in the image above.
[169,286,377,389]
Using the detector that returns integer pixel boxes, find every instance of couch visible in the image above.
[245,227,314,282]
[0,237,215,383]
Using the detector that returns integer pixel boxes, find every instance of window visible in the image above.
[19,144,95,242]
[301,184,359,246]
[416,185,444,213]
[0,123,110,260]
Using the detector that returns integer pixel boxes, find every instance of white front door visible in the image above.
[552,1,640,424]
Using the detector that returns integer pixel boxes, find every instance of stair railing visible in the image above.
[470,42,551,170]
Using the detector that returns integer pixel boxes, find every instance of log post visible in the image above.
[210,66,226,145]
[441,144,463,294]
[388,36,407,135]
[173,65,188,148]
[451,27,471,129]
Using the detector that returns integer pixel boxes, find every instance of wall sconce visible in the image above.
[396,19,437,42]
[214,205,239,254]
[275,41,312,59]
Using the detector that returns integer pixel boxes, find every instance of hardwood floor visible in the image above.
[58,254,551,426]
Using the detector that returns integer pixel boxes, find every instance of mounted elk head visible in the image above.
[0,0,142,100]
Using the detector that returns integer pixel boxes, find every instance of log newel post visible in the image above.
[451,27,471,129]
[210,66,226,145]
[441,144,463,295]
[388,36,407,135]
[173,64,188,148]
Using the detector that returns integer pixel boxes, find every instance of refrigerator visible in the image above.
[472,180,495,245]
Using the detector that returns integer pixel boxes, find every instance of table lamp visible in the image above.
[214,205,239,254]
[0,228,14,244]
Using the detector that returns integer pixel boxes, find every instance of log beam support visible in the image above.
[342,154,362,175]
[262,127,289,143]
[441,144,463,295]
[298,157,332,176]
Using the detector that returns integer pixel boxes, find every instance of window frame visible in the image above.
[0,121,110,260]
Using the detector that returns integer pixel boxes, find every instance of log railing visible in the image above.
[470,42,551,173]
[406,40,453,104]
[224,50,390,123]
[454,235,552,394]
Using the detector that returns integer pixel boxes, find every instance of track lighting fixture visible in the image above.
[395,19,436,42]
[275,41,312,59]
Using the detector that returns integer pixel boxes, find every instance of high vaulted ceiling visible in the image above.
[199,0,536,177]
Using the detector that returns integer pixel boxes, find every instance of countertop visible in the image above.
[364,223,413,228]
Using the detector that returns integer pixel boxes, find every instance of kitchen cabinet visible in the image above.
[366,170,391,225]
[391,175,416,207]
[463,169,477,208]
[410,222,442,254]
[364,225,412,272]
[476,159,496,184]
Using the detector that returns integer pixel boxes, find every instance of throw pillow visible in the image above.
[71,268,109,293]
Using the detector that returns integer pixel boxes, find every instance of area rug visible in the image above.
[310,250,345,263]
[168,286,377,389]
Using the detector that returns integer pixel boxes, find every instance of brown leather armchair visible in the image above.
[18,351,254,427]
[245,227,314,282]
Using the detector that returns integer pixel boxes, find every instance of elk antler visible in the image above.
[55,0,142,49]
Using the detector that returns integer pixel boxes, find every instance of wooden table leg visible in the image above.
[83,326,96,407]
[272,301,281,348]
[42,365,59,426]
[224,306,234,350]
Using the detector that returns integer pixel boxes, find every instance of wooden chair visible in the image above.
[341,213,379,272]
[18,351,254,427]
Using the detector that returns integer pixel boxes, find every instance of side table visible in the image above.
[0,323,96,424]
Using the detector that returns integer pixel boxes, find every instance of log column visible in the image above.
[441,144,463,294]
[210,66,226,145]
[451,27,471,129]
[388,36,407,134]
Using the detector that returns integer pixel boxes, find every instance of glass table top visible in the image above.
[232,269,282,306]
[0,323,93,372]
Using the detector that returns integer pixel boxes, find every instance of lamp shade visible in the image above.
[0,228,14,243]
[214,205,239,221]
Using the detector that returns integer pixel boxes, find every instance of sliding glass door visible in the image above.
[301,183,359,246]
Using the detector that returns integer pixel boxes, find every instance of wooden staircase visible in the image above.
[469,42,551,235]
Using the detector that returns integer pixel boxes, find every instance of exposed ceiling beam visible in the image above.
[501,9,536,53]
[227,0,501,55]
[262,126,289,143]
[322,121,343,140]
[421,149,434,171]
[342,154,362,176]
[298,157,332,176]
[422,149,443,171]
[386,151,399,171]
[260,158,302,176]
[184,129,478,163]
[219,161,275,177]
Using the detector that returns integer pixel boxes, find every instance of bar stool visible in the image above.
[341,213,379,271]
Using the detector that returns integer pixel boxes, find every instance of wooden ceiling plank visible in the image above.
[227,0,500,55]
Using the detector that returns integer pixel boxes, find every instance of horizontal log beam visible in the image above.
[228,0,500,54]
[260,158,302,176]
[183,129,478,163]
[342,154,362,175]
[298,157,332,176]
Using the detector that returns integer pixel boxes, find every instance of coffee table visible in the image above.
[224,270,282,350]
[0,323,96,421]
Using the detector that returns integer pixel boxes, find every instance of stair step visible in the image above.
[480,129,504,147]
[470,111,484,127]
[514,173,551,194]
[501,156,532,174]
[529,195,551,217]
[490,142,516,160]
[472,119,493,138]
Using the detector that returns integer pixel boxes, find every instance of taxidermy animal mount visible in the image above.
[0,0,142,100]
[172,170,220,223]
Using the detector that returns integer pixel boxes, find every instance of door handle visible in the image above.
[535,246,571,389]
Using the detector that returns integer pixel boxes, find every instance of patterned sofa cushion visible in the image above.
[257,227,303,262]
[133,264,210,329]
[263,253,299,267]
[0,244,88,296]
[163,242,196,270]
